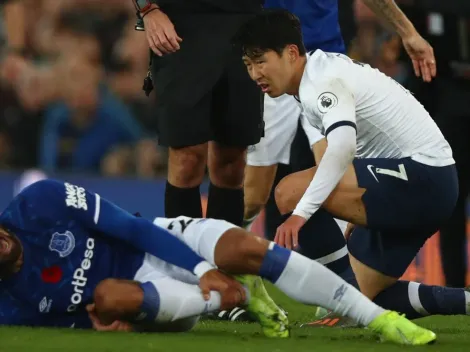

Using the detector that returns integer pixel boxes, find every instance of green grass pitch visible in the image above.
[1,283,469,352]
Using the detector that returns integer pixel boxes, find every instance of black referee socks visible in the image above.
[164,182,203,218]
[206,183,244,227]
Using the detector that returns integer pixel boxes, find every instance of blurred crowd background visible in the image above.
[0,0,469,284]
[0,0,162,178]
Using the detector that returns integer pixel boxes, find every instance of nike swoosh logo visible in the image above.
[367,165,379,183]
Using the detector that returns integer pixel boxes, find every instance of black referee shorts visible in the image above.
[151,13,264,148]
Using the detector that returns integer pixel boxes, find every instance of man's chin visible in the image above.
[267,90,283,98]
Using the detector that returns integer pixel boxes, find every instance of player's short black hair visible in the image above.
[234,9,306,59]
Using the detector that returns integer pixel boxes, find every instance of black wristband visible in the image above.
[142,7,158,18]
[133,0,158,13]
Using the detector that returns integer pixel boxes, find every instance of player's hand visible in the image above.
[142,7,182,56]
[199,269,246,310]
[86,304,133,332]
[274,215,307,250]
[344,223,355,241]
[402,33,436,82]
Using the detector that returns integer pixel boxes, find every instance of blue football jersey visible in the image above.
[0,180,145,328]
[264,0,345,53]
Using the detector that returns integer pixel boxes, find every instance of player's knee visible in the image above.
[275,178,296,215]
[208,144,246,188]
[168,145,207,187]
[216,229,267,271]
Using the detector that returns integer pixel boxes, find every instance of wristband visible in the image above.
[133,0,158,13]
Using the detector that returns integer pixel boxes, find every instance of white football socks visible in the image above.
[274,251,385,326]
[153,278,222,322]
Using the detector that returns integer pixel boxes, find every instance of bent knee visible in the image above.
[215,228,269,273]
[349,255,397,300]
[274,178,296,215]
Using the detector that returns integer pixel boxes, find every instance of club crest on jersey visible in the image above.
[317,92,338,114]
[49,231,75,258]
[64,182,88,210]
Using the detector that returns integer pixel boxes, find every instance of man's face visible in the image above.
[242,47,295,98]
[0,229,23,279]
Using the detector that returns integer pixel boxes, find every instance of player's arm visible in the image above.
[293,78,356,221]
[361,0,436,81]
[360,0,415,38]
[22,180,215,279]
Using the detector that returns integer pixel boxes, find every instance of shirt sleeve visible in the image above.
[309,77,356,137]
[293,78,357,220]
[20,179,214,277]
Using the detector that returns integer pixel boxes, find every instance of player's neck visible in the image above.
[287,55,307,96]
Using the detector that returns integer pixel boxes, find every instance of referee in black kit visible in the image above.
[133,0,263,227]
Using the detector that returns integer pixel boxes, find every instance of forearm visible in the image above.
[362,0,416,38]
[293,128,356,220]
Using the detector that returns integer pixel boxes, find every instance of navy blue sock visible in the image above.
[259,243,292,283]
[136,282,161,323]
[297,209,358,288]
[373,281,469,319]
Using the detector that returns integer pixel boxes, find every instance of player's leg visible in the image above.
[215,227,435,344]
[91,277,237,332]
[294,116,357,286]
[151,13,232,219]
[338,158,465,318]
[275,164,368,225]
[205,39,264,227]
[276,157,458,231]
[169,217,435,343]
[244,94,300,229]
[348,226,470,319]
[244,165,278,228]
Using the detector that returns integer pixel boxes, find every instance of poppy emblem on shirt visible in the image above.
[41,265,63,284]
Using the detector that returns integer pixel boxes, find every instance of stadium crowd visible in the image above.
[0,0,163,177]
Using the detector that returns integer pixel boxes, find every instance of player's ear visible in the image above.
[286,44,299,62]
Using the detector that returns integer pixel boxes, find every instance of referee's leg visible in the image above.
[152,54,216,220]
[208,54,264,227]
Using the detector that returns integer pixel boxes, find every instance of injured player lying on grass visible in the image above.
[0,179,434,345]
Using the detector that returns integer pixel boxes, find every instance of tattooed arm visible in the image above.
[361,0,416,37]
[362,0,437,82]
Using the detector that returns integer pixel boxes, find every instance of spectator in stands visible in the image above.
[39,56,143,174]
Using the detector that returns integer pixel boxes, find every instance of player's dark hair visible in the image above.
[234,9,306,59]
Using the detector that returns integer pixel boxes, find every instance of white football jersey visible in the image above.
[298,50,454,167]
